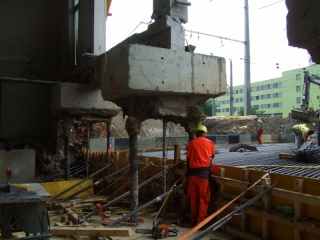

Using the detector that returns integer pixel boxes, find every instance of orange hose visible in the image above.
[96,203,105,221]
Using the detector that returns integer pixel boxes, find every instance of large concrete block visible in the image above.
[107,16,186,54]
[51,83,121,117]
[101,44,227,98]
[89,138,115,152]
[280,134,295,143]
[215,135,229,145]
[152,0,189,24]
[138,137,157,150]
[240,134,251,144]
[0,149,35,184]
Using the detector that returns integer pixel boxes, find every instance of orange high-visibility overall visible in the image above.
[186,136,215,224]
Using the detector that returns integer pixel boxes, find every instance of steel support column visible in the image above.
[107,118,112,161]
[125,116,141,223]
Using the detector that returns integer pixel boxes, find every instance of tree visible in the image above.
[197,99,220,116]
[237,106,265,116]
[237,107,244,116]
[251,105,266,116]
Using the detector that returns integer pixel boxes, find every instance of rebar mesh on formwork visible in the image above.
[212,143,320,180]
[294,141,320,164]
[142,143,320,180]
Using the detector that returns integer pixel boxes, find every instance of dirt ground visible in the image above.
[106,112,319,138]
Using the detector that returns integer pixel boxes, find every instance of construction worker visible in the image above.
[186,124,215,226]
[255,117,264,144]
[292,124,314,148]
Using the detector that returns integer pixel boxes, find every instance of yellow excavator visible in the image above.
[291,70,320,122]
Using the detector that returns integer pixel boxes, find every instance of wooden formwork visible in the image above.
[82,147,320,240]
[212,166,320,240]
[81,146,187,208]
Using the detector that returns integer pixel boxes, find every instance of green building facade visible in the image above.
[214,64,320,117]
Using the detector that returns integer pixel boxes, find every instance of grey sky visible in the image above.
[106,0,310,86]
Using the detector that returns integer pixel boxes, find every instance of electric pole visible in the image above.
[212,98,216,116]
[244,0,251,115]
[230,59,234,116]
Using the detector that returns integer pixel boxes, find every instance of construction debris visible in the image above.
[229,143,258,152]
[279,153,296,159]
[294,141,320,163]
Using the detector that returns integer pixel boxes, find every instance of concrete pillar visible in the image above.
[125,116,141,223]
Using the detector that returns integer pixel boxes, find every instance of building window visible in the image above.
[296,74,301,80]
[296,86,301,92]
[273,83,279,88]
[273,103,282,108]
[296,97,301,103]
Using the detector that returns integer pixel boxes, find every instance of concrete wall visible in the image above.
[0,149,35,184]
[0,0,72,77]
[1,82,54,138]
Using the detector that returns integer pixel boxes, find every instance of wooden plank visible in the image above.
[218,168,226,193]
[247,185,320,207]
[279,153,296,159]
[224,225,266,240]
[262,177,271,239]
[219,193,264,208]
[246,208,320,237]
[65,208,78,224]
[55,222,65,226]
[213,176,250,189]
[10,183,33,191]
[271,188,320,207]
[50,226,132,237]
[294,179,305,240]
[214,199,320,237]
[41,179,94,199]
[174,144,181,164]
[241,169,250,231]
[173,169,186,176]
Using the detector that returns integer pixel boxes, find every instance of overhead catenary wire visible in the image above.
[189,0,243,28]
